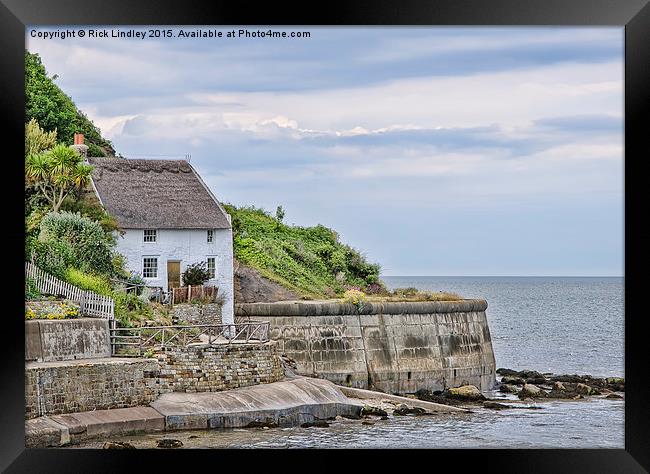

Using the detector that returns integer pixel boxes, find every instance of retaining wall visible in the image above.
[25,318,111,362]
[25,341,283,419]
[170,302,223,325]
[236,300,496,393]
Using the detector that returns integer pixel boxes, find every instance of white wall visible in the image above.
[115,228,234,324]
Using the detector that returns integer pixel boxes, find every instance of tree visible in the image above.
[26,144,93,212]
[275,205,285,230]
[25,118,57,156]
[25,51,115,154]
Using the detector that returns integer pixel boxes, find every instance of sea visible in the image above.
[75,276,625,449]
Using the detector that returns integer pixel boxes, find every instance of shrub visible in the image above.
[64,268,112,295]
[86,143,106,157]
[182,261,211,286]
[25,301,79,320]
[343,289,367,309]
[31,239,76,279]
[38,211,116,276]
[25,278,41,300]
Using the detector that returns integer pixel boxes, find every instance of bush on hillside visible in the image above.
[37,211,116,276]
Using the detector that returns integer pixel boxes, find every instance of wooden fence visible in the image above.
[171,285,218,305]
[25,261,114,320]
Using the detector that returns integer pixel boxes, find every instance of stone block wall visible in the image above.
[25,342,283,419]
[25,358,160,419]
[237,300,496,394]
[154,342,284,393]
[170,302,223,325]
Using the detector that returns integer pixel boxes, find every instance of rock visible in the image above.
[103,441,136,449]
[445,385,486,401]
[340,413,362,420]
[606,377,624,385]
[496,368,519,376]
[380,416,389,420]
[246,420,279,428]
[501,376,526,386]
[526,377,548,385]
[234,260,299,302]
[518,384,547,399]
[188,435,199,439]
[551,374,586,384]
[415,389,461,405]
[361,405,389,418]
[575,383,599,396]
[483,401,511,410]
[606,393,623,399]
[361,421,375,426]
[499,384,519,394]
[552,381,566,391]
[393,403,427,416]
[157,439,183,449]
[301,420,330,428]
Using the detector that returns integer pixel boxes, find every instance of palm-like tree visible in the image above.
[25,144,93,212]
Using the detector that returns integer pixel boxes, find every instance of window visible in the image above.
[143,257,158,278]
[207,229,214,243]
[207,257,216,279]
[144,229,157,242]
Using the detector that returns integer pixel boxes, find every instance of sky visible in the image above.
[26,27,624,276]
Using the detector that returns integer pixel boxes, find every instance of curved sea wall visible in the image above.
[236,300,496,393]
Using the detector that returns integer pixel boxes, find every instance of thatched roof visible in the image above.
[88,158,231,229]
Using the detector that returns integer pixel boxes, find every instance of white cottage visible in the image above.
[87,156,234,324]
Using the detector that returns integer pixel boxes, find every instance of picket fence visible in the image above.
[25,261,114,320]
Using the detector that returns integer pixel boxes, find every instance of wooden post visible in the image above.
[188,285,192,302]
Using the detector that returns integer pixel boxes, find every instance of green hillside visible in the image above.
[25,51,115,157]
[224,204,383,298]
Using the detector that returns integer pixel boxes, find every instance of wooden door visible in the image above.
[167,261,181,290]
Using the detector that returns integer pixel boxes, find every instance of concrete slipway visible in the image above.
[26,377,465,447]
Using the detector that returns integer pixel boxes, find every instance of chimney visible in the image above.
[70,132,88,160]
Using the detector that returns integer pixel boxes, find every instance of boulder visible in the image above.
[157,439,183,449]
[606,393,623,399]
[575,383,600,396]
[246,420,279,428]
[103,441,136,449]
[526,377,549,385]
[340,413,362,420]
[606,377,624,385]
[301,420,330,428]
[496,368,520,376]
[499,384,519,394]
[518,384,547,399]
[361,406,389,418]
[552,381,566,392]
[483,401,511,410]
[445,385,485,401]
[393,404,427,416]
[501,376,526,386]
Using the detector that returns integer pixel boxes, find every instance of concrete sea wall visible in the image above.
[236,300,496,393]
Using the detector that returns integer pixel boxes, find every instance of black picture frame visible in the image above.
[1,0,647,471]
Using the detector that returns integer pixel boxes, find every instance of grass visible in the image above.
[224,204,382,299]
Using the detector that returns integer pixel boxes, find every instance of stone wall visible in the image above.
[154,342,284,393]
[25,342,283,419]
[236,300,496,394]
[25,318,111,363]
[25,358,160,419]
[170,302,223,325]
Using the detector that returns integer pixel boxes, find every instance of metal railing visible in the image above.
[25,261,114,320]
[110,321,270,356]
